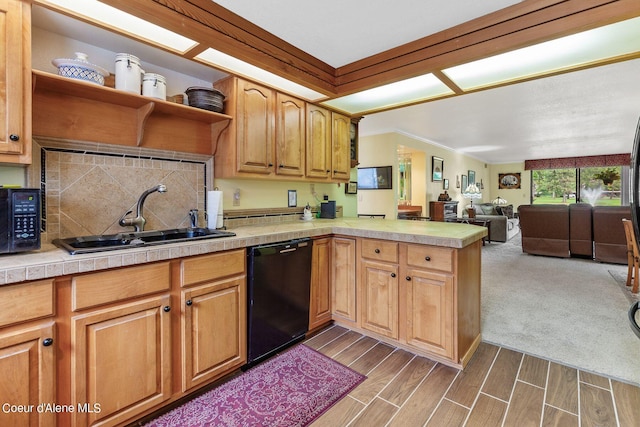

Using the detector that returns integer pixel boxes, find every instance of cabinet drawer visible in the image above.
[0,280,54,327]
[405,244,454,273]
[72,262,170,311]
[180,249,245,287]
[360,239,398,263]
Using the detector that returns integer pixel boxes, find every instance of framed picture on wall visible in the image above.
[498,173,521,189]
[443,179,449,190]
[468,170,476,185]
[432,156,443,181]
[462,174,468,191]
[345,181,358,194]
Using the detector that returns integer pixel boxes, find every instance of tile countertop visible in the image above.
[0,218,486,286]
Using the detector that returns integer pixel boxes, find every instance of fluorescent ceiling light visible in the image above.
[323,74,454,114]
[39,0,197,53]
[443,17,640,90]
[196,48,326,101]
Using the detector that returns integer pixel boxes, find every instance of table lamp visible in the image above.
[462,183,482,218]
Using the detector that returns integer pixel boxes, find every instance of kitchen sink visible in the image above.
[53,228,236,255]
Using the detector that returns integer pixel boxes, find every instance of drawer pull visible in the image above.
[9,134,19,142]
[43,338,54,347]
[163,306,171,312]
[406,276,412,281]
[425,256,431,261]
[375,248,380,254]
[186,300,193,306]
[390,273,396,278]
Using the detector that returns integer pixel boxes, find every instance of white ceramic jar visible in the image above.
[142,73,167,100]
[115,53,144,94]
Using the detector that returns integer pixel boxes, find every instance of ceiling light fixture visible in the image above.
[323,74,454,114]
[443,17,640,90]
[38,0,198,53]
[195,48,327,101]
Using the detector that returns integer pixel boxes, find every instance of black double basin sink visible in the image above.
[53,228,236,255]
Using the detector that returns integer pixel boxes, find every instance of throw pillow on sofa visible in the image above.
[496,204,514,218]
[478,204,497,215]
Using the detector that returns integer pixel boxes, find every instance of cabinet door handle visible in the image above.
[186,299,193,306]
[425,256,431,261]
[406,276,412,281]
[43,338,54,347]
[375,248,380,254]
[9,134,19,142]
[268,163,274,167]
[279,164,284,168]
[390,273,396,278]
[163,306,171,312]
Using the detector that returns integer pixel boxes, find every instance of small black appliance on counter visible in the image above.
[320,200,336,219]
[0,188,41,254]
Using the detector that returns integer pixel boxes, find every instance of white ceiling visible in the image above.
[212,0,639,164]
[212,0,522,68]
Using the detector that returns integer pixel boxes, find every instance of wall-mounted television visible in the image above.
[357,166,393,190]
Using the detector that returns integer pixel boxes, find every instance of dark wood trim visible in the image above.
[82,0,640,107]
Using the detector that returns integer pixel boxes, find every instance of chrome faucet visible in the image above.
[188,209,198,228]
[119,184,167,232]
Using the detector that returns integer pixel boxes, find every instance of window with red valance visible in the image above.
[524,153,630,170]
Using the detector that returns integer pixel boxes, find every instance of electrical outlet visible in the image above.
[233,188,240,206]
[310,183,315,194]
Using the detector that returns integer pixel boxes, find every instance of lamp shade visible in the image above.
[462,184,482,199]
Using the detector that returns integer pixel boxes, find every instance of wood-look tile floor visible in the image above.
[305,325,640,427]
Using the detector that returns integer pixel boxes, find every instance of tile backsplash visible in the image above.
[31,138,212,244]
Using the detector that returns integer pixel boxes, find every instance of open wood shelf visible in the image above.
[31,70,233,155]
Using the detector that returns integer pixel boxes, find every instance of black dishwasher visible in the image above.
[247,238,313,366]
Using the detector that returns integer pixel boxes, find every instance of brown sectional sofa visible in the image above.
[517,204,630,264]
[592,206,631,264]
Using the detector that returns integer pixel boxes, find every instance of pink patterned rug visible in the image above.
[145,344,365,426]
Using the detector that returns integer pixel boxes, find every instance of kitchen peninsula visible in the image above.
[0,219,484,427]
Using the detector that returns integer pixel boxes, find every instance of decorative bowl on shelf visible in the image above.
[185,86,225,112]
[52,52,109,86]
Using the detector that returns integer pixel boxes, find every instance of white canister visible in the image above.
[142,73,167,100]
[115,53,144,94]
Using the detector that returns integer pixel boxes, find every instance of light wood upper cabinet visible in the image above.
[276,93,305,177]
[215,76,351,182]
[331,112,351,180]
[0,0,31,164]
[306,104,332,179]
[236,79,275,174]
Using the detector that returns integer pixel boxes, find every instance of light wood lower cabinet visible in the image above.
[0,279,55,427]
[331,237,357,325]
[353,238,481,368]
[179,249,246,392]
[360,259,399,339]
[181,276,246,391]
[309,237,332,330]
[0,322,55,427]
[71,294,172,427]
[404,268,454,358]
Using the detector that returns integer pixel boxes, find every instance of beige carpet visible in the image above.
[481,234,640,386]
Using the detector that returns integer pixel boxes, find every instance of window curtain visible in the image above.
[524,153,630,170]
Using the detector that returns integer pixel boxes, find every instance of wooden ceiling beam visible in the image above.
[335,0,640,95]
[98,0,640,102]
[100,0,338,95]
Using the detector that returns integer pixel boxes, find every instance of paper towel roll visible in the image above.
[207,191,223,229]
